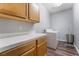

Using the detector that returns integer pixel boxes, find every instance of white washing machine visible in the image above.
[46,29,59,49]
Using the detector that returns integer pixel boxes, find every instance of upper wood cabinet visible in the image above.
[28,4,39,22]
[0,3,39,23]
[0,3,28,19]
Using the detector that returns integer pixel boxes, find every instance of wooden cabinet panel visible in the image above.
[21,47,36,56]
[36,36,47,56]
[37,36,47,44]
[0,3,40,23]
[0,40,36,56]
[0,36,47,56]
[36,41,47,56]
[28,3,39,22]
[0,3,28,19]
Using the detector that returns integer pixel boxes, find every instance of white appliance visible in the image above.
[46,29,59,49]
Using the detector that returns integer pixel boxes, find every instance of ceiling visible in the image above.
[42,3,73,13]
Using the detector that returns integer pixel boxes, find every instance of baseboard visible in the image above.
[58,39,66,42]
[74,44,79,54]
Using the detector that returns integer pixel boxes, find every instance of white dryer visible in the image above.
[46,29,59,49]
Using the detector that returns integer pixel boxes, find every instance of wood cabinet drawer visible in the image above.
[36,36,47,44]
[0,40,36,56]
[21,47,36,56]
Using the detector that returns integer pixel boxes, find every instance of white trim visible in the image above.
[74,44,79,54]
[58,39,66,42]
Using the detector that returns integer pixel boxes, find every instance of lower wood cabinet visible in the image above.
[0,36,47,56]
[36,41,47,56]
[21,47,36,56]
[0,40,36,56]
[36,36,47,56]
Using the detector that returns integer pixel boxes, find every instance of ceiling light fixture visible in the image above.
[53,3,63,7]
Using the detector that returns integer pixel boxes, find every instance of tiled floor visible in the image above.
[47,41,79,56]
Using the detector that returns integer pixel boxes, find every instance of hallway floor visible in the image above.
[47,41,79,56]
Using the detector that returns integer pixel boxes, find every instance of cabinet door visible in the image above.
[0,3,28,19]
[21,47,36,56]
[37,41,47,56]
[0,40,36,56]
[28,3,39,22]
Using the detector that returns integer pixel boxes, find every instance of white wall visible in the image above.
[33,4,50,33]
[73,4,79,49]
[50,8,73,41]
[0,19,33,33]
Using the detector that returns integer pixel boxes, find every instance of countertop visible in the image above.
[0,33,46,53]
